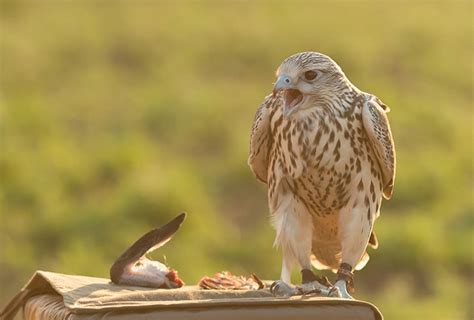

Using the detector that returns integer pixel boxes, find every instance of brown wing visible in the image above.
[110,213,186,283]
[362,96,396,199]
[248,95,275,184]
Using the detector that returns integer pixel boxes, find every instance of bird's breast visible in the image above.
[270,109,358,176]
[268,107,371,217]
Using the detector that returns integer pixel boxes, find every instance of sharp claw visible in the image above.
[270,280,297,297]
[295,280,343,298]
[271,279,346,298]
[270,281,277,293]
[328,286,342,297]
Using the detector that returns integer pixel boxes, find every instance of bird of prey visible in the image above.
[110,213,186,288]
[248,52,395,298]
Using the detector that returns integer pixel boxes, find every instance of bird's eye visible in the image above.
[304,70,318,81]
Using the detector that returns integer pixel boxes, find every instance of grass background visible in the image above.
[0,1,472,318]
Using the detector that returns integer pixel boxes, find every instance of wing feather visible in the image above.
[362,96,396,199]
[248,95,274,184]
[110,213,186,283]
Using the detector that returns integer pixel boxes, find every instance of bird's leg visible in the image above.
[301,268,332,286]
[270,247,298,297]
[270,192,338,297]
[270,194,310,297]
[338,203,373,299]
[281,251,293,284]
[297,269,340,297]
[335,263,354,299]
[270,214,338,297]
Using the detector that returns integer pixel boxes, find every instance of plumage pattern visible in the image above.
[248,52,395,295]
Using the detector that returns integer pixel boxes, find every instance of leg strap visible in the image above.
[337,263,355,293]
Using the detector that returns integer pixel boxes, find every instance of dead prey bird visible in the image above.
[110,213,186,288]
[199,271,265,290]
[248,52,396,298]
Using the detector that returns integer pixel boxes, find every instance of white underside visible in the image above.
[272,183,375,283]
[120,258,171,287]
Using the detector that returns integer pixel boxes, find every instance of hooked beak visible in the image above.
[272,75,304,118]
[272,75,293,97]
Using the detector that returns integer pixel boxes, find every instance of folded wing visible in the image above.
[248,95,275,184]
[362,97,396,199]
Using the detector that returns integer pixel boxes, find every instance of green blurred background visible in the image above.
[0,1,472,318]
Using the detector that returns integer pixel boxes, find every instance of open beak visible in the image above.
[273,75,304,118]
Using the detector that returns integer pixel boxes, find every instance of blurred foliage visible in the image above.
[0,1,472,319]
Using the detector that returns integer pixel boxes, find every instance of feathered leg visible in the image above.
[338,201,373,299]
[269,189,335,296]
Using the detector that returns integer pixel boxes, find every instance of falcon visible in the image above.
[248,52,395,298]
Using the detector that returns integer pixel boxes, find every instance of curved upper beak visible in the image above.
[272,75,293,97]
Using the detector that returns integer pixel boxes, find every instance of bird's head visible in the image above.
[273,52,350,118]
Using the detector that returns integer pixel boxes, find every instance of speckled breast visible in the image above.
[268,103,371,219]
